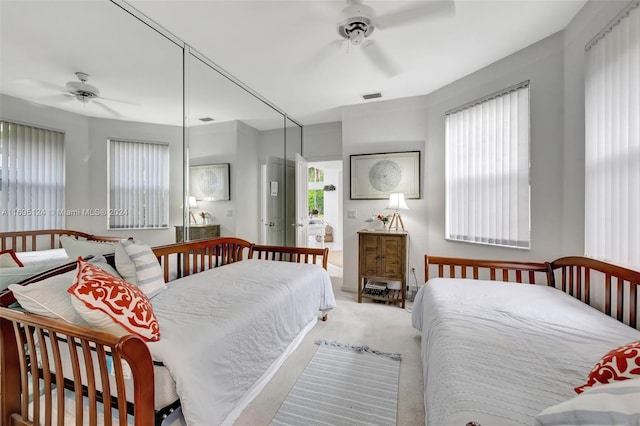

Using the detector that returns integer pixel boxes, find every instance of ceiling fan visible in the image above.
[330,0,455,77]
[65,72,101,104]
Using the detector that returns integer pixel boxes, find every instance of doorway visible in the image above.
[307,160,343,267]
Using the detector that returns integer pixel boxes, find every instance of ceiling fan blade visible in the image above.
[14,79,67,92]
[375,0,455,29]
[92,100,122,118]
[362,40,401,77]
[300,39,346,72]
[97,95,138,106]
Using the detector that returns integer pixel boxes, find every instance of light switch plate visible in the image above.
[347,210,357,219]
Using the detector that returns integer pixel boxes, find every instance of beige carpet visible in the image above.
[234,264,425,426]
[327,250,343,268]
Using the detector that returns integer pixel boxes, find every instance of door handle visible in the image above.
[265,222,275,227]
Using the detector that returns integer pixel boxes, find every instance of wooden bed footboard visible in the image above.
[424,255,553,285]
[0,229,127,252]
[0,307,155,426]
[250,245,329,270]
[152,237,253,282]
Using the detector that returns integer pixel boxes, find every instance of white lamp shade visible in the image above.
[188,196,199,209]
[386,193,408,210]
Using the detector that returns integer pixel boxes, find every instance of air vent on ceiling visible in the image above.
[199,117,215,122]
[362,92,382,100]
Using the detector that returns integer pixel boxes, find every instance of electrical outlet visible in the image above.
[411,266,416,272]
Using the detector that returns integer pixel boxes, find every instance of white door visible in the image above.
[295,153,309,247]
[265,155,285,245]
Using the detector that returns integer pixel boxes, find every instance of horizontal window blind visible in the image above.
[445,83,530,248]
[585,2,640,269]
[109,139,169,229]
[0,121,65,231]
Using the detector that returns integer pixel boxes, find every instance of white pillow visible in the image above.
[0,261,66,291]
[119,240,166,296]
[115,243,137,285]
[59,235,116,259]
[535,377,640,425]
[8,256,119,326]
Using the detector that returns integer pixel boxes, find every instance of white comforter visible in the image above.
[412,278,640,426]
[147,259,336,426]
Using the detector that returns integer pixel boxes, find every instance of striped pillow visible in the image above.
[120,241,166,297]
[535,377,640,425]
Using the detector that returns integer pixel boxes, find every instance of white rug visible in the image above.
[270,340,401,426]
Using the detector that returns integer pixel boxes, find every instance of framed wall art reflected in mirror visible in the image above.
[189,163,230,201]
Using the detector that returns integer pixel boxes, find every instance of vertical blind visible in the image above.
[109,139,169,229]
[445,82,531,248]
[0,121,65,231]
[585,1,640,269]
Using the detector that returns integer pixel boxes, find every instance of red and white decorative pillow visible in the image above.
[68,258,160,342]
[0,249,24,268]
[575,340,640,393]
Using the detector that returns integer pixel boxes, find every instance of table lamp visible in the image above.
[386,192,408,231]
[186,196,199,224]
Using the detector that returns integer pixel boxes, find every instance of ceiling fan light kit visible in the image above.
[337,3,376,45]
[65,71,100,103]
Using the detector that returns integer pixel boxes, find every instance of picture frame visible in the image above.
[189,163,230,201]
[350,151,420,200]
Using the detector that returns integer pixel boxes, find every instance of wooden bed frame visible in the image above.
[425,255,640,330]
[0,229,126,252]
[0,237,331,426]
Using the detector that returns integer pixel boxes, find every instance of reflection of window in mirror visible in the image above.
[108,138,169,229]
[308,167,325,217]
[0,120,65,231]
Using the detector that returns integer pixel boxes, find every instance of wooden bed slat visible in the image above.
[1,308,155,426]
[250,245,329,270]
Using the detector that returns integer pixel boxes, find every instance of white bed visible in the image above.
[148,258,335,425]
[412,276,640,426]
[19,254,335,426]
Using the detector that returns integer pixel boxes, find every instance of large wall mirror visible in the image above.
[1,1,302,247]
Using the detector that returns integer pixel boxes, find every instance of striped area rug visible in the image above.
[271,340,401,426]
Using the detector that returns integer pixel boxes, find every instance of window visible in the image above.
[585,2,639,269]
[445,82,531,248]
[108,139,169,229]
[308,166,324,216]
[0,121,65,231]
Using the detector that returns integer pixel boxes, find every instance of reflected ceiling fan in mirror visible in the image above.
[17,72,131,118]
[65,72,100,103]
[62,72,125,117]
[322,0,455,77]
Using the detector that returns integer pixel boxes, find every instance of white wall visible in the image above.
[341,32,566,292]
[189,121,238,237]
[302,121,342,161]
[236,121,260,241]
[342,96,430,292]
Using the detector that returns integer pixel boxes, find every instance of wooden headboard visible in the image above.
[425,254,640,330]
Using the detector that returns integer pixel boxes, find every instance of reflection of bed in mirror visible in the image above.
[0,229,127,291]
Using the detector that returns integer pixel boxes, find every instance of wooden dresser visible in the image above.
[357,230,408,308]
[175,224,220,242]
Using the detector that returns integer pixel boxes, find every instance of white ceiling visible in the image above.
[1,0,587,129]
